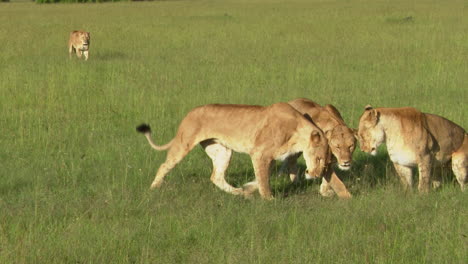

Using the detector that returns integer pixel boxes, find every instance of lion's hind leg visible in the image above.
[452,151,467,191]
[417,156,432,193]
[150,140,195,189]
[202,141,244,196]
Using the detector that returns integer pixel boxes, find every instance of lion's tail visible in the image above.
[136,124,173,151]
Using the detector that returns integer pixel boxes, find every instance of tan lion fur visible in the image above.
[68,30,90,60]
[285,98,355,199]
[137,102,330,200]
[357,106,467,192]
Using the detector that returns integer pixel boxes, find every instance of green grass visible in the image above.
[0,0,467,263]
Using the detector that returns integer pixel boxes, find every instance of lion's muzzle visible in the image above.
[305,169,321,180]
[338,161,351,171]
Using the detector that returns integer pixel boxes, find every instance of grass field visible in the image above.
[0,0,467,263]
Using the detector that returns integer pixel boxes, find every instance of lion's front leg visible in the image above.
[252,156,274,200]
[418,156,432,193]
[320,167,352,199]
[393,163,413,191]
[76,49,83,59]
[83,50,89,61]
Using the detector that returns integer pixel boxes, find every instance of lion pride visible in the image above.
[357,105,467,192]
[137,102,330,200]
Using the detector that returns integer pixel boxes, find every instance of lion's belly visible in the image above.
[275,150,300,161]
[214,139,252,154]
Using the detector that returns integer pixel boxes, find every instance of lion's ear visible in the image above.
[373,109,380,121]
[311,131,322,144]
[369,109,380,123]
[363,107,380,124]
[364,105,373,111]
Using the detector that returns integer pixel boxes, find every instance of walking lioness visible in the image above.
[357,105,467,192]
[137,103,330,200]
[285,98,355,199]
[68,30,90,60]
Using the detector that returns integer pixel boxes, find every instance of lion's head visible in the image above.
[357,105,385,156]
[326,125,356,170]
[303,130,331,179]
[79,31,90,50]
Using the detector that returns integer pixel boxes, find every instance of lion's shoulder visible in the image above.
[287,98,321,112]
[69,30,89,42]
[288,98,347,130]
[323,104,345,122]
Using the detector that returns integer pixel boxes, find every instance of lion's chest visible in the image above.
[78,44,89,51]
[388,147,418,167]
[275,150,300,161]
[73,41,89,51]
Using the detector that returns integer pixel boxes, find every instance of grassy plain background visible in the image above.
[0,0,467,263]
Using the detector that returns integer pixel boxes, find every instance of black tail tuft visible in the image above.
[136,123,151,134]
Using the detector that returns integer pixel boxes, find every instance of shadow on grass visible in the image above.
[348,151,393,187]
[0,178,32,196]
[200,149,463,199]
[268,153,395,198]
[346,150,463,193]
[94,51,127,61]
[188,13,234,21]
[385,16,414,24]
[220,153,394,199]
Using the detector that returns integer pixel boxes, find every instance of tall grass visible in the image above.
[0,1,466,263]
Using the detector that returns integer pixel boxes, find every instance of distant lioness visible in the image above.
[357,105,467,192]
[284,98,355,199]
[137,103,330,200]
[68,30,90,60]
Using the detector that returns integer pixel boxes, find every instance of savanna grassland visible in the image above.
[0,0,467,263]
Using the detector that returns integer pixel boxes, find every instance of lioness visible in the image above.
[68,30,90,60]
[357,105,467,192]
[284,98,355,199]
[137,103,330,200]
